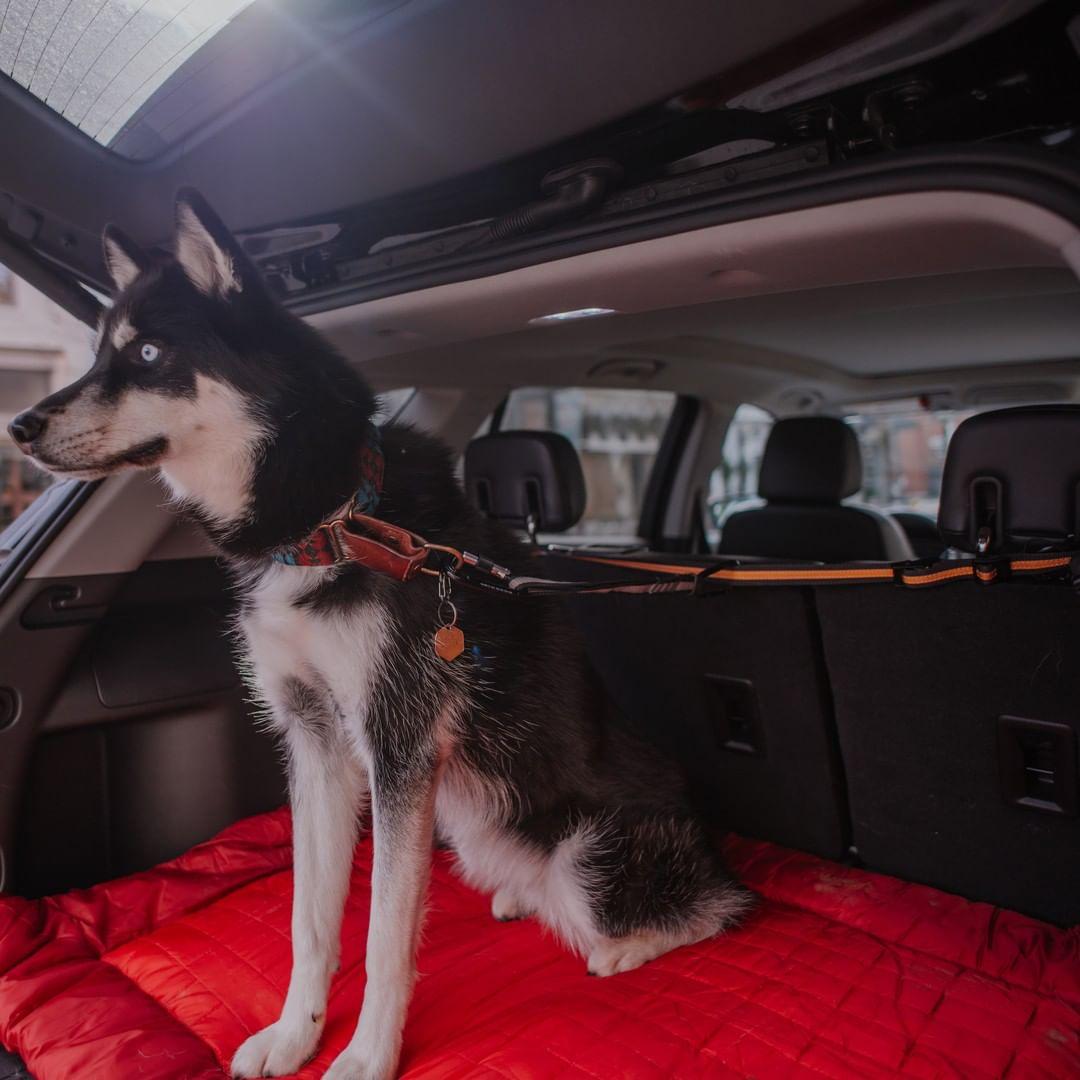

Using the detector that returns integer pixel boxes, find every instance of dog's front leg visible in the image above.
[232,724,367,1078]
[323,758,440,1080]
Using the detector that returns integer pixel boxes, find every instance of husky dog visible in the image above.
[9,192,752,1080]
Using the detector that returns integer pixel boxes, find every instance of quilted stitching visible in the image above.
[0,810,1076,1079]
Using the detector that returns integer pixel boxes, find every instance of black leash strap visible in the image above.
[446,550,1079,599]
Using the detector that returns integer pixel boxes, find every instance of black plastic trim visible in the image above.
[0,230,100,327]
[639,395,700,551]
[0,482,96,609]
[804,586,855,859]
[289,145,1080,317]
[488,395,509,434]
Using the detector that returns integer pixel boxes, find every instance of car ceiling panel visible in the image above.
[695,283,1080,374]
[0,0,890,277]
[311,191,1080,384]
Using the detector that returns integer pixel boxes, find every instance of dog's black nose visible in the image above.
[8,409,46,445]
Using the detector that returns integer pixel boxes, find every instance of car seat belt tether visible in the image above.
[275,503,1077,596]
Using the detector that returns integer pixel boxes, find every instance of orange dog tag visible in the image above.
[434,624,465,662]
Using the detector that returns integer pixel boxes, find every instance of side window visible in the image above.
[373,387,416,424]
[0,265,91,529]
[706,403,773,542]
[496,387,677,541]
[845,400,978,517]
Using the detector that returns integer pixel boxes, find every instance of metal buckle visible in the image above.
[974,556,1007,584]
[420,543,464,576]
[891,559,934,587]
[324,519,350,563]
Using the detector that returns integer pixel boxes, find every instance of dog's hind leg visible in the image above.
[585,912,744,977]
[231,722,368,1078]
[323,753,442,1080]
[580,813,754,978]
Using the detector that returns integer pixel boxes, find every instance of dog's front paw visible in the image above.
[231,1020,321,1077]
[323,1048,397,1080]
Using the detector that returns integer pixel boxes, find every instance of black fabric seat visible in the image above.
[464,430,849,859]
[719,416,914,562]
[815,405,1080,924]
[890,511,945,560]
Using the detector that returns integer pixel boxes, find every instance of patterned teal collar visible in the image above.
[349,420,384,516]
[272,421,383,565]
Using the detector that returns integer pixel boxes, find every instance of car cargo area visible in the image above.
[4,182,1080,1076]
[2,809,1079,1079]
[3,3,1080,1077]
[5,181,1080,1075]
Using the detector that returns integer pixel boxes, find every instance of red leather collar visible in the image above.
[273,510,435,581]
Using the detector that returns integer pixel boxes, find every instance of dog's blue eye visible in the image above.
[139,343,161,364]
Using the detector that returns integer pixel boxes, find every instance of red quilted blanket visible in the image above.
[1,809,1078,1078]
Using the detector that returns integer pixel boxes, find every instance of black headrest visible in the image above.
[938,405,1080,554]
[465,431,586,533]
[758,416,862,503]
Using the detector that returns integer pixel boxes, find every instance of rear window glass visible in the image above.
[495,387,676,541]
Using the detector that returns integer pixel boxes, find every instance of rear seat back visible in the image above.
[546,563,850,859]
[464,431,850,860]
[816,405,1080,924]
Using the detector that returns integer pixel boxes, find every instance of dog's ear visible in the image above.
[174,188,253,299]
[102,224,149,292]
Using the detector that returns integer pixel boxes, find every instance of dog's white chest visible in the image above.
[239,566,387,727]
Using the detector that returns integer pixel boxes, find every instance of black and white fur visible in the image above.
[11,192,752,1080]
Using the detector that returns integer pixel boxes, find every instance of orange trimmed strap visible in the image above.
[1010,555,1075,572]
[574,552,1075,590]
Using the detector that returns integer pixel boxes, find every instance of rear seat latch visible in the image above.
[706,675,764,756]
[997,715,1078,817]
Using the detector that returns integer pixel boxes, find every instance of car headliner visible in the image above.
[1,1,1076,405]
[0,0,1040,287]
